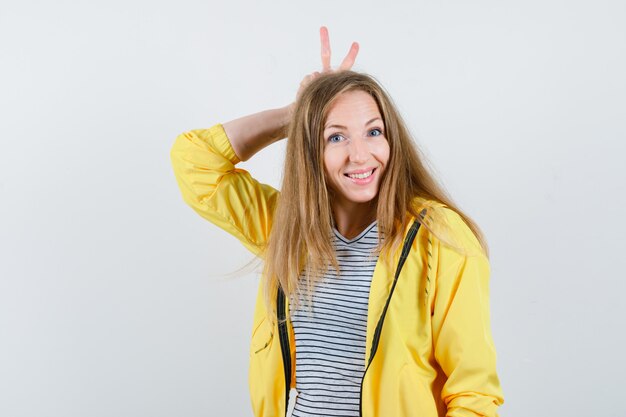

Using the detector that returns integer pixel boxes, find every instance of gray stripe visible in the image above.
[290,221,380,416]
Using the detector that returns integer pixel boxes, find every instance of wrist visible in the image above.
[285,102,296,119]
[274,104,295,140]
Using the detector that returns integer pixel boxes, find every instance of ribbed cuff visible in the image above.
[211,123,241,165]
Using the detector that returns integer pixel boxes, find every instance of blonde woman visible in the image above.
[170,26,504,417]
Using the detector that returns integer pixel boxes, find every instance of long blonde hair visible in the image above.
[261,71,487,315]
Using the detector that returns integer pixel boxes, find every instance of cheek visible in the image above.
[323,149,341,174]
[374,140,391,166]
[322,152,330,176]
[322,152,334,185]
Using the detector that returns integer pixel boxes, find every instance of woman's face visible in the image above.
[322,90,390,210]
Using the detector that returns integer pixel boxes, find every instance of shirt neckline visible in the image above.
[332,220,378,244]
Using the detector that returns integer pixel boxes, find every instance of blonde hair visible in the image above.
[261,71,487,316]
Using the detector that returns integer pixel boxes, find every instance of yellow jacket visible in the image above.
[170,123,504,417]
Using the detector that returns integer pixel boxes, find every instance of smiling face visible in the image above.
[322,89,390,214]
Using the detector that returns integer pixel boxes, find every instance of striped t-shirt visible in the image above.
[290,220,380,417]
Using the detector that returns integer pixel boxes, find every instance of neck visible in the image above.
[331,198,378,240]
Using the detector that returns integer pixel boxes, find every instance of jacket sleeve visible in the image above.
[431,209,504,417]
[169,123,279,256]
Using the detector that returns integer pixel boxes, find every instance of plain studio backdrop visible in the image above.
[1,0,625,416]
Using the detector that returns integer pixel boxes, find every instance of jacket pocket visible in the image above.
[398,363,439,417]
[251,316,273,355]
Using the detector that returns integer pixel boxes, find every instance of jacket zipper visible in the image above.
[358,218,422,417]
[276,214,424,417]
[277,286,291,416]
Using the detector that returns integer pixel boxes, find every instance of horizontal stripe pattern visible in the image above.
[290,221,380,417]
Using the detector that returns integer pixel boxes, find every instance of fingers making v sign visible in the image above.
[295,26,360,102]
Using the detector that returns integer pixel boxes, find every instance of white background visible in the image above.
[1,0,625,416]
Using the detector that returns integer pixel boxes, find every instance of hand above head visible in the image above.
[320,26,360,73]
[221,28,360,161]
[294,26,360,103]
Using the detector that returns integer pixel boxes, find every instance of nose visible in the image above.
[348,137,368,164]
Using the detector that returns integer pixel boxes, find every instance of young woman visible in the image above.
[170,27,504,417]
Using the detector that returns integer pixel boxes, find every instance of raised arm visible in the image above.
[170,27,360,254]
[223,26,359,162]
[222,106,292,162]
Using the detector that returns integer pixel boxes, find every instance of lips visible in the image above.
[346,170,374,180]
[344,167,377,184]
[343,167,376,175]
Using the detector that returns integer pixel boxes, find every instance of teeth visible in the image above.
[347,170,374,179]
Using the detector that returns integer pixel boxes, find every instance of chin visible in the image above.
[346,191,379,204]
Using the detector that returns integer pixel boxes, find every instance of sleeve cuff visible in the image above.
[211,123,241,165]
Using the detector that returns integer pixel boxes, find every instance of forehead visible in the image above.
[324,90,381,129]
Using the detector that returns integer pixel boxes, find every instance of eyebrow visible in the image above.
[324,117,382,131]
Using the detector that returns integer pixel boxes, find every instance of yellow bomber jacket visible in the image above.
[170,123,505,417]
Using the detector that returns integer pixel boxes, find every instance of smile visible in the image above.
[344,168,377,184]
[346,169,374,179]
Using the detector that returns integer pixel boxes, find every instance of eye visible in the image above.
[368,128,383,137]
[328,134,344,143]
